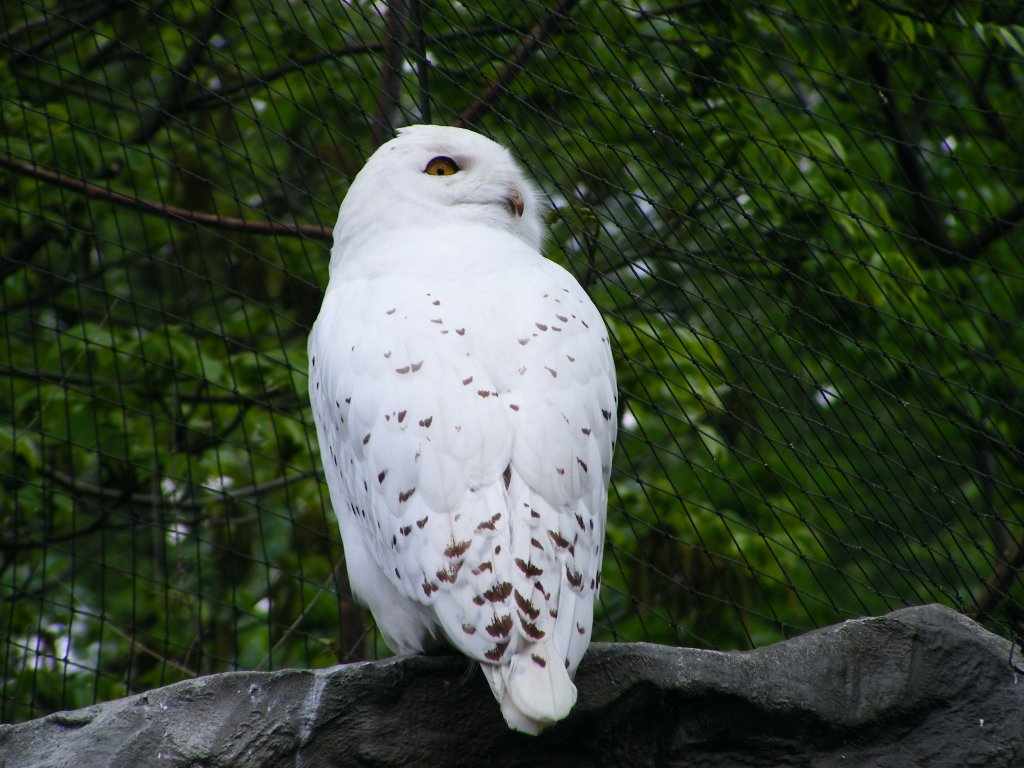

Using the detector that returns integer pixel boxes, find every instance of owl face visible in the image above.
[335,125,544,254]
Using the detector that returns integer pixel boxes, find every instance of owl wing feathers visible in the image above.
[310,222,615,733]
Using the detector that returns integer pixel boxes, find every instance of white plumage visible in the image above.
[307,125,617,734]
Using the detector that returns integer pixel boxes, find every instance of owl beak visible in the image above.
[505,189,525,217]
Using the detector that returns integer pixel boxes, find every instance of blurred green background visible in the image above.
[3,0,1023,723]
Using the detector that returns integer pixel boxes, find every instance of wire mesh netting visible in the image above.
[3,0,1023,724]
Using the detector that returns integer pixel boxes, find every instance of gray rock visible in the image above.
[1,604,1021,767]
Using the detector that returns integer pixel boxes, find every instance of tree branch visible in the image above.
[865,50,959,265]
[371,0,411,149]
[2,0,131,65]
[456,0,580,129]
[127,0,234,145]
[40,464,322,510]
[0,154,330,240]
[178,25,519,112]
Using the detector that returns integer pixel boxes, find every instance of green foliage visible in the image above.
[2,0,1023,722]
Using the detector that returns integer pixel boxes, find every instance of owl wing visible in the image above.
[309,231,616,729]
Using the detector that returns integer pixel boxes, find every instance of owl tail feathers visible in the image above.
[482,641,577,735]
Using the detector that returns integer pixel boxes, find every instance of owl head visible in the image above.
[332,125,544,258]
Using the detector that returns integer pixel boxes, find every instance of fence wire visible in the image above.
[2,0,1023,723]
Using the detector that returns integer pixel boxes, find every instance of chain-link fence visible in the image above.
[3,0,1023,724]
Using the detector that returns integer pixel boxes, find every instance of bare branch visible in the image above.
[456,0,580,129]
[0,154,330,240]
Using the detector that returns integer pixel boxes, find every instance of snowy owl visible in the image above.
[307,125,617,734]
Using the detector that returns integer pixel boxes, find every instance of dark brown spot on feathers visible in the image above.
[548,530,570,549]
[535,322,548,331]
[531,538,543,550]
[432,299,440,306]
[477,390,491,398]
[462,376,473,385]
[577,458,589,473]
[509,403,520,411]
[515,590,540,619]
[386,308,396,315]
[398,410,407,423]
[531,654,547,668]
[419,416,433,428]
[503,465,512,489]
[422,580,438,596]
[486,614,513,637]
[399,487,416,503]
[602,409,612,420]
[581,427,591,436]
[556,314,568,322]
[485,641,509,661]
[545,367,557,378]
[416,516,428,529]
[518,338,529,345]
[515,558,543,578]
[378,470,387,484]
[575,513,586,530]
[456,328,465,336]
[396,366,410,374]
[483,582,513,602]
[400,525,412,536]
[473,561,493,575]
[566,567,584,589]
[410,361,424,372]
[462,623,476,635]
[473,596,485,606]
[363,433,371,445]
[556,467,566,476]
[430,318,442,324]
[522,620,546,640]
[577,623,586,634]
[436,561,463,583]
[444,539,472,558]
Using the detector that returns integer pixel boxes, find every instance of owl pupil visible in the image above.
[435,168,446,175]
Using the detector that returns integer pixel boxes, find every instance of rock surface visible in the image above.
[1,604,1021,767]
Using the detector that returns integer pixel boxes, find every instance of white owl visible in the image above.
[307,125,617,734]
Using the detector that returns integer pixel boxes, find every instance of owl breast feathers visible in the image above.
[308,124,617,734]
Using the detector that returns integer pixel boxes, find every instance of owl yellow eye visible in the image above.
[424,156,460,176]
